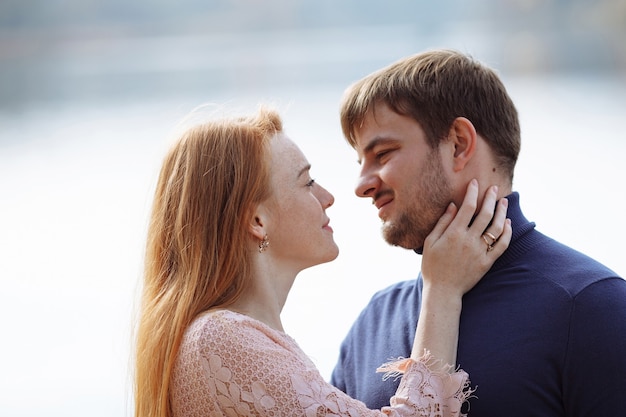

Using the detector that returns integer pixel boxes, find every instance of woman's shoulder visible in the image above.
[178,308,313,375]
[190,308,244,328]
[186,309,252,340]
[183,309,293,351]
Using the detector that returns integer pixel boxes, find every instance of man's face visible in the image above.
[353,103,452,250]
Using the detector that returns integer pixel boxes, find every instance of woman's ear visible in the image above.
[449,117,477,172]
[248,204,268,241]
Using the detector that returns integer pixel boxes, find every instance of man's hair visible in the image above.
[340,49,521,180]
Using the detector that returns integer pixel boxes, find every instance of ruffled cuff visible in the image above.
[377,351,474,417]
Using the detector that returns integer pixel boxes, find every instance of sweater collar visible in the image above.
[492,191,539,269]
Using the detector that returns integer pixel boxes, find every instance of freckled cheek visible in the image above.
[274,200,292,218]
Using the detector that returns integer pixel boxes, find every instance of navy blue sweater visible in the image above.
[331,192,626,416]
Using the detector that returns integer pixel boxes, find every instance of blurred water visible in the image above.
[1,32,625,416]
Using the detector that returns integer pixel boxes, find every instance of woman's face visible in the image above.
[263,133,339,270]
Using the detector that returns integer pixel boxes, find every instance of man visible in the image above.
[331,49,626,416]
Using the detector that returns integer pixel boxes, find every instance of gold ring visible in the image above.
[484,232,497,244]
[482,234,495,252]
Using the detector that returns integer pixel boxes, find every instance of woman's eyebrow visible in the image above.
[297,164,311,178]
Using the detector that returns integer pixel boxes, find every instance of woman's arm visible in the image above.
[411,180,511,369]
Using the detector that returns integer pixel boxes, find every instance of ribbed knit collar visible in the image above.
[481,191,543,271]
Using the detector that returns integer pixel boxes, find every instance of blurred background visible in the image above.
[1,1,625,416]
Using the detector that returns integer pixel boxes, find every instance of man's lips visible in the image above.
[374,196,393,210]
[374,196,393,219]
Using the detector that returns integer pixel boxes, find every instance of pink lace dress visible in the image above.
[170,310,471,416]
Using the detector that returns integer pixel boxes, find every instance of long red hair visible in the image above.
[134,107,283,417]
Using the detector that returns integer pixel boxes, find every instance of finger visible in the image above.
[486,218,512,257]
[479,197,509,253]
[424,202,457,247]
[469,184,500,234]
[449,179,479,230]
[483,197,509,238]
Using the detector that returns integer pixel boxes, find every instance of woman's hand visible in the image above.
[410,179,512,367]
[421,179,512,298]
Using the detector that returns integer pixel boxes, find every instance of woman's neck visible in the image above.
[228,267,296,332]
[228,296,285,332]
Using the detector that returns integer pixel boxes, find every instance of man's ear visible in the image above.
[449,117,477,172]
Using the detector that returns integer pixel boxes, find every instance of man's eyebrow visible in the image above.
[357,137,397,164]
[297,164,311,178]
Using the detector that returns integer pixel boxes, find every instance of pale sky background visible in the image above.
[1,1,625,416]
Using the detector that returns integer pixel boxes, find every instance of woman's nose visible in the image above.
[318,184,335,208]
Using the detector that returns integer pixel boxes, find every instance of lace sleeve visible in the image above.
[377,352,473,416]
[170,311,472,417]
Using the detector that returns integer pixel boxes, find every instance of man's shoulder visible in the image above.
[528,232,621,291]
[351,279,421,325]
[338,279,420,359]
[369,278,419,303]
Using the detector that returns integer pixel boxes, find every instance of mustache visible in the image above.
[373,189,393,204]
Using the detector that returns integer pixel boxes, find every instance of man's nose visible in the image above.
[355,168,378,198]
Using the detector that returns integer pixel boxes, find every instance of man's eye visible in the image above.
[306,178,316,187]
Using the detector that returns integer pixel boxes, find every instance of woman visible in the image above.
[134,106,511,417]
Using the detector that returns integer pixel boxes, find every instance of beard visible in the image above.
[382,149,452,250]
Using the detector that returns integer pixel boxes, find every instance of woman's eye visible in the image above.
[306,178,316,187]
